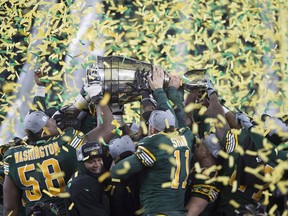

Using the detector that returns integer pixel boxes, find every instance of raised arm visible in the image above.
[166,75,186,128]
[3,174,21,216]
[85,102,115,144]
[31,68,48,111]
[205,78,230,143]
[148,66,176,115]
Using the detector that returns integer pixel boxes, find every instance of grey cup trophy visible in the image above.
[182,69,207,91]
[86,55,170,104]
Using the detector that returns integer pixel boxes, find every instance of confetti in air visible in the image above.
[0,0,287,213]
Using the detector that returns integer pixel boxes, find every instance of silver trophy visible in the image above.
[86,55,170,104]
[182,69,207,91]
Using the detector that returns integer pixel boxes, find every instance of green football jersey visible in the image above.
[137,128,193,215]
[217,129,287,215]
[126,128,193,215]
[3,128,86,215]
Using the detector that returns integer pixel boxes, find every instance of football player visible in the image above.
[3,78,115,215]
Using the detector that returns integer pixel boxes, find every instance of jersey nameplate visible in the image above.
[14,142,60,164]
[170,135,188,148]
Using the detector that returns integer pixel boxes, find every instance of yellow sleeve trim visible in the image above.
[138,146,156,161]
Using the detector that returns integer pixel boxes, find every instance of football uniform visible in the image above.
[112,127,194,215]
[112,86,195,215]
[217,129,287,215]
[3,128,85,215]
[34,94,97,134]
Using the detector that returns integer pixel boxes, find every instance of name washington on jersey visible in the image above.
[13,142,60,163]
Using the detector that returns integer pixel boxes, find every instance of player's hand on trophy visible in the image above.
[168,74,181,89]
[234,112,253,130]
[205,75,217,99]
[73,82,103,112]
[148,66,164,91]
[83,82,103,103]
[83,81,103,117]
[34,67,48,86]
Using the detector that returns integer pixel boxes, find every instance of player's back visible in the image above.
[4,128,84,215]
[137,128,193,214]
[217,129,277,215]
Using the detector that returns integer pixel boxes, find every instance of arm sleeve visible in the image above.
[153,88,173,110]
[248,130,288,162]
[166,86,186,128]
[58,128,86,150]
[153,88,178,126]
[111,154,145,181]
[189,168,219,203]
[222,129,239,153]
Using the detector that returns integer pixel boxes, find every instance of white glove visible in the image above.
[83,82,103,100]
[235,112,253,129]
[205,76,217,99]
[73,82,102,110]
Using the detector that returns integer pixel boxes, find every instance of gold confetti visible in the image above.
[99,93,111,106]
[228,155,234,168]
[98,171,111,183]
[159,143,174,154]
[244,167,264,181]
[111,119,120,128]
[50,171,65,179]
[229,199,240,209]
[218,150,229,159]
[1,2,288,211]
[61,136,72,142]
[195,174,209,180]
[58,192,71,198]
[115,161,131,175]
[262,190,272,206]
[62,146,69,152]
[42,189,53,197]
[231,180,238,192]
[216,176,230,185]
[68,202,74,210]
[192,122,198,135]
[194,162,201,173]
[268,204,278,215]
[49,187,61,193]
[140,121,148,135]
[135,208,145,215]
[161,182,171,188]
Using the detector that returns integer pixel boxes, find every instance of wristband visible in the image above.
[73,94,89,110]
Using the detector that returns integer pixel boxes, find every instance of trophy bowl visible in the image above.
[86,55,170,104]
[182,69,207,92]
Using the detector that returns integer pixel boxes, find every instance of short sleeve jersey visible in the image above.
[3,128,85,215]
[134,128,194,214]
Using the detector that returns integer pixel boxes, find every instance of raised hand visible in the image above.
[53,104,82,130]
[83,82,103,102]
[148,66,164,91]
[234,112,253,130]
[205,75,217,99]
[168,74,181,89]
[34,68,47,86]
